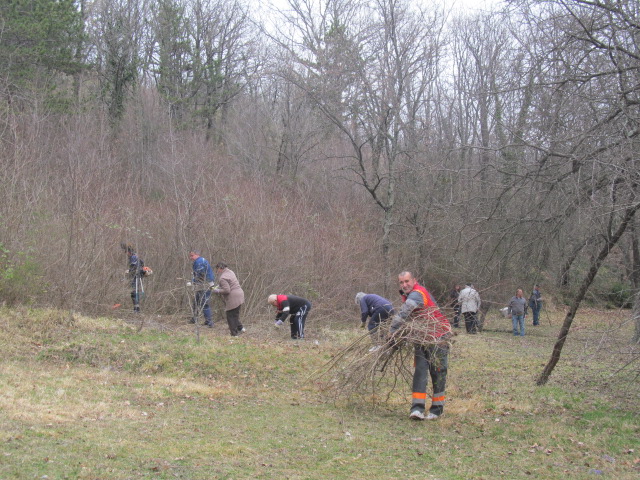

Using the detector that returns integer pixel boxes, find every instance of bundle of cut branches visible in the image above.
[399,313,452,346]
[312,314,453,403]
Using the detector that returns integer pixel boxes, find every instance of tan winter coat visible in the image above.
[215,268,245,311]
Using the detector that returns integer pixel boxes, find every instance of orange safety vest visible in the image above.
[402,283,451,339]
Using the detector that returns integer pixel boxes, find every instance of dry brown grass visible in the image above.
[0,306,638,479]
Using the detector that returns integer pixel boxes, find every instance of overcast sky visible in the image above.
[439,0,503,13]
[254,0,504,15]
[252,0,506,40]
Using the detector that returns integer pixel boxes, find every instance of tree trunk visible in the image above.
[633,288,640,344]
[559,239,590,287]
[381,207,393,298]
[537,205,639,385]
[630,217,640,289]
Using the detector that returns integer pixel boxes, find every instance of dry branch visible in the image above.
[312,314,452,404]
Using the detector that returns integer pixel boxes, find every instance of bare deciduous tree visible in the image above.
[270,0,446,295]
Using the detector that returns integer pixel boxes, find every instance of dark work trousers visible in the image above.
[193,289,213,325]
[531,306,541,326]
[368,305,394,334]
[411,343,449,416]
[290,301,311,339]
[130,276,143,313]
[463,311,478,334]
[225,305,243,336]
[452,304,461,327]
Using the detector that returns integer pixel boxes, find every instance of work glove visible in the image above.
[389,315,404,333]
[274,319,283,326]
[208,281,215,288]
[186,282,192,287]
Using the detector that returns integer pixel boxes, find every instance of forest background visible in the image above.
[1,0,639,366]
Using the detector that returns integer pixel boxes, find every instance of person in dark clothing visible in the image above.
[448,284,461,328]
[123,244,144,313]
[188,251,215,327]
[529,285,543,326]
[355,292,394,350]
[268,294,312,339]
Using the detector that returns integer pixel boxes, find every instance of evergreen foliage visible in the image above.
[0,0,83,98]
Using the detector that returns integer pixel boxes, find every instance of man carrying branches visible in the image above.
[389,271,452,421]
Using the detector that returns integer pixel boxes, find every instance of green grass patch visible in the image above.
[0,307,638,479]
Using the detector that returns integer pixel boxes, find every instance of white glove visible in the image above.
[186,282,192,287]
[208,281,215,288]
[274,319,283,326]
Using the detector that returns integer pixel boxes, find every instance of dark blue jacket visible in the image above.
[128,253,144,287]
[192,256,214,284]
[359,294,394,323]
[529,289,542,310]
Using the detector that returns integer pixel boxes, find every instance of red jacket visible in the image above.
[402,283,451,339]
[274,295,311,321]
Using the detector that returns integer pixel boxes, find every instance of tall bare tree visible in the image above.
[497,0,640,382]
[270,0,445,294]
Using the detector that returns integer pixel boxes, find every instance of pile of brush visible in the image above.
[313,314,453,403]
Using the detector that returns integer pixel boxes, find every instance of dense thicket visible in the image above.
[1,0,639,350]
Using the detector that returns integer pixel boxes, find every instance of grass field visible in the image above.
[0,306,638,479]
